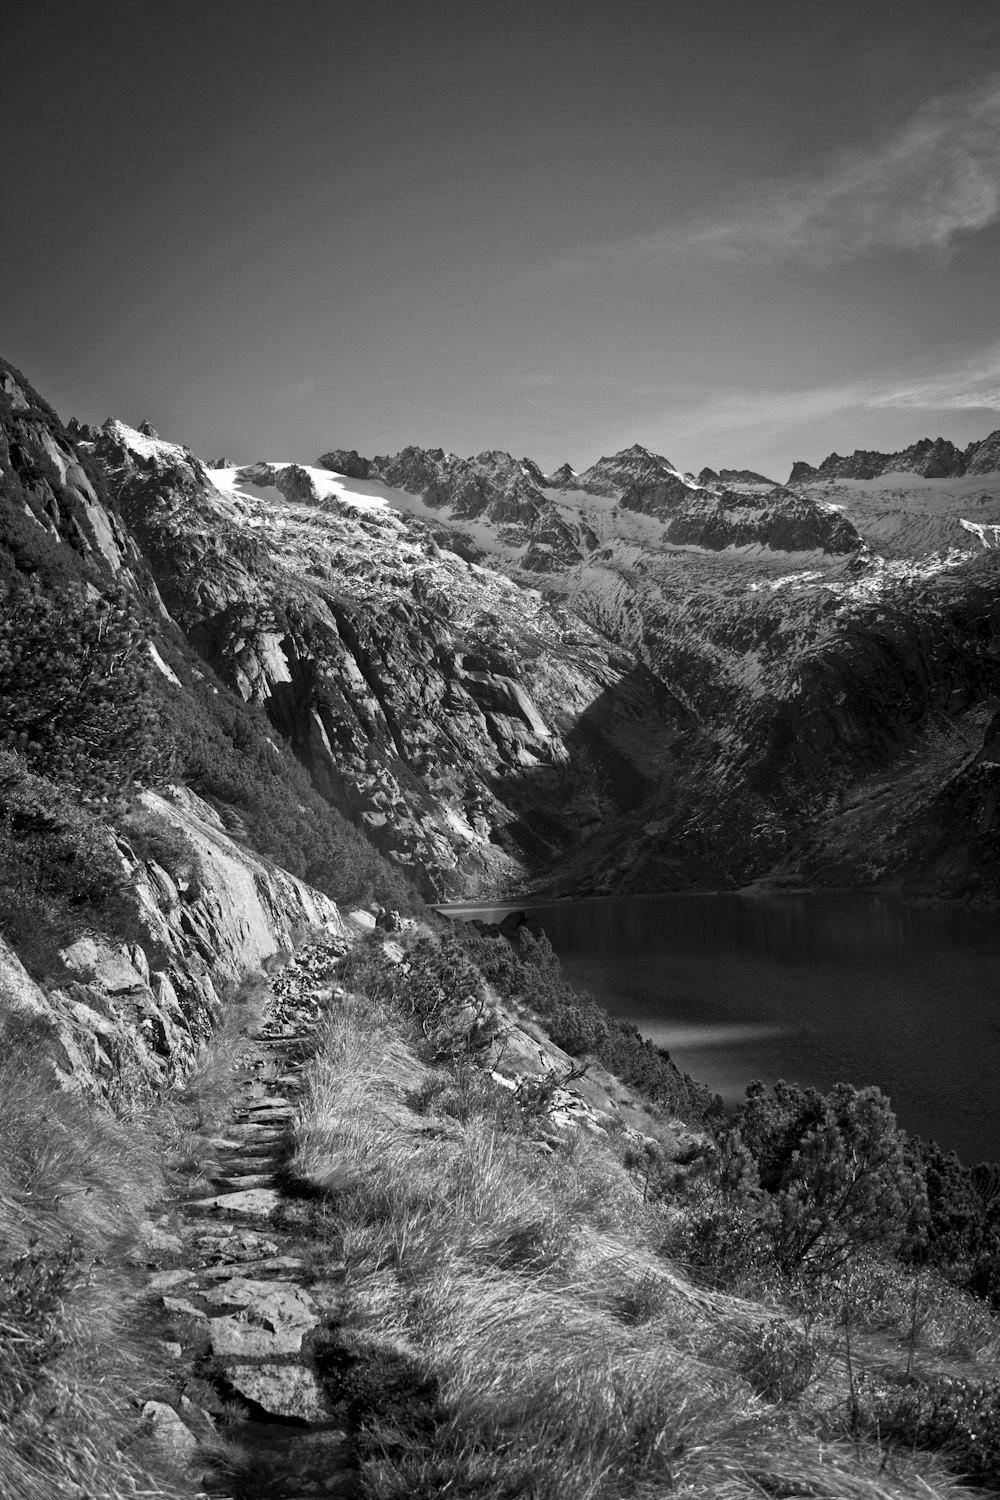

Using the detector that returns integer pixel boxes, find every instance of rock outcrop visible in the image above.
[0,786,342,1102]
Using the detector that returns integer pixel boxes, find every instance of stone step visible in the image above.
[209,1172,275,1191]
[185,1187,285,1218]
[221,1361,329,1420]
[200,1254,307,1279]
[211,1153,282,1172]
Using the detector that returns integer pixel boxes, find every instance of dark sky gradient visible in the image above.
[5,0,1000,478]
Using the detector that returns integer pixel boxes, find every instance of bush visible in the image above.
[0,581,168,798]
[343,932,507,1064]
[120,802,203,892]
[849,1370,1000,1490]
[730,1080,928,1280]
[0,749,153,979]
[668,1202,779,1294]
[735,1318,817,1403]
[0,1241,80,1409]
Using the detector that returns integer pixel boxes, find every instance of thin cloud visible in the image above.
[867,344,1000,411]
[539,72,1000,278]
[514,345,1000,446]
[561,344,1000,467]
[515,373,676,398]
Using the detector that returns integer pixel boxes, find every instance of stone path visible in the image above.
[137,939,357,1499]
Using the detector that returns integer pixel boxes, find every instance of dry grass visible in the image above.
[0,965,281,1500]
[0,1019,195,1500]
[293,978,974,1500]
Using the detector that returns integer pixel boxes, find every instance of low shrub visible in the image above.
[735,1318,817,1403]
[120,801,204,894]
[667,1201,779,1295]
[847,1370,1000,1491]
[341,932,507,1066]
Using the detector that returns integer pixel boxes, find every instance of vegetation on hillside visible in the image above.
[292,922,1000,1499]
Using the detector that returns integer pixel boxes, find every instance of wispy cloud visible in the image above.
[866,344,1000,411]
[540,72,1000,278]
[518,342,1000,429]
[671,343,1000,444]
[516,343,1000,472]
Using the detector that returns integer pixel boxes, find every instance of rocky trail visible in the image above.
[135,938,357,1500]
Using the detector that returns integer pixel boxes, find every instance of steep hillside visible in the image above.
[318,436,1000,899]
[91,430,694,897]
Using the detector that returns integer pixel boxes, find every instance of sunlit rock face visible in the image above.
[95,429,691,898]
[0,787,342,1103]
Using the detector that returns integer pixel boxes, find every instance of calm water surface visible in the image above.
[441,893,1000,1165]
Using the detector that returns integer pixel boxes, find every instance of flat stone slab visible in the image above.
[205,1277,318,1322]
[161,1295,207,1321]
[207,1280,319,1357]
[210,1317,297,1358]
[202,1255,307,1279]
[185,1187,284,1218]
[225,1362,328,1421]
[149,1267,194,1291]
[203,1232,283,1264]
[212,1155,280,1172]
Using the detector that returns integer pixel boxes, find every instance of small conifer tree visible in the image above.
[0,582,168,799]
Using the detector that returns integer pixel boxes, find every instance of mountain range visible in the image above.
[4,354,1000,902]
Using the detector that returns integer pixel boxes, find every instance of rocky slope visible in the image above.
[0,784,343,1105]
[87,427,693,898]
[5,350,1000,901]
[316,433,1000,899]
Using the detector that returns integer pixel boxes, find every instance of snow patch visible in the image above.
[960,518,1000,549]
[103,419,189,465]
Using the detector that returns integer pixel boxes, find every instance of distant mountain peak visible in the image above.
[788,429,1000,485]
[99,417,193,469]
[575,443,680,497]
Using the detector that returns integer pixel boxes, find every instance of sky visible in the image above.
[5,0,1000,481]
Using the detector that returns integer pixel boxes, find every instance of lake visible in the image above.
[438,892,1000,1165]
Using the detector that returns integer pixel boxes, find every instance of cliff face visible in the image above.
[91,431,693,897]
